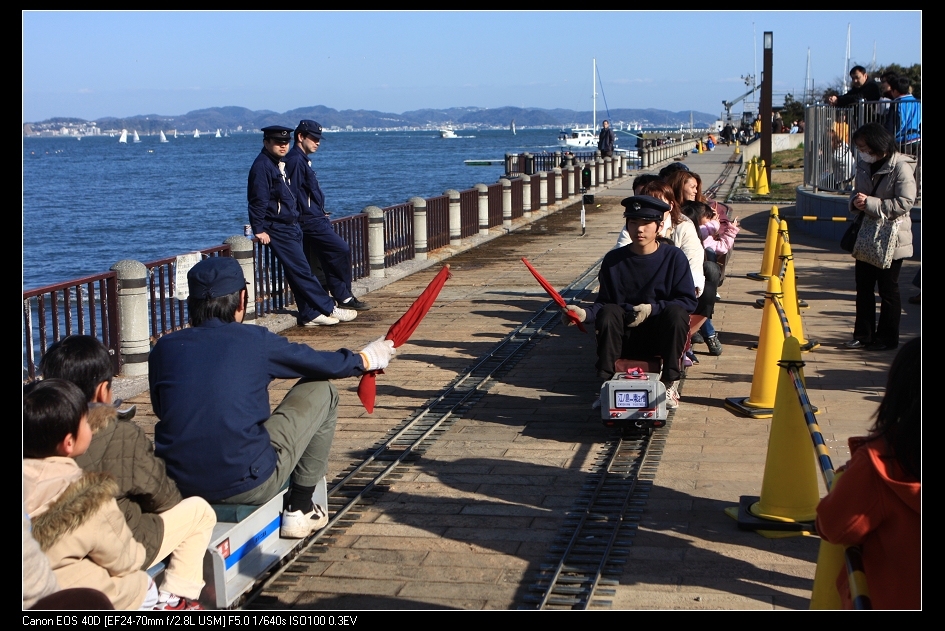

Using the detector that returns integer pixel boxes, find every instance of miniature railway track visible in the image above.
[243,257,605,608]
[523,419,671,609]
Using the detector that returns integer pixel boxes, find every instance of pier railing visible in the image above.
[24,161,638,378]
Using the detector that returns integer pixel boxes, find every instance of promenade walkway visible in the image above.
[123,147,920,610]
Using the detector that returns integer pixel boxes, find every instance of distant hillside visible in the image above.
[26,104,719,134]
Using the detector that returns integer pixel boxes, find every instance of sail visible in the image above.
[118,129,128,144]
[133,130,141,143]
[194,129,200,138]
[160,131,168,143]
[215,129,221,138]
[511,119,516,135]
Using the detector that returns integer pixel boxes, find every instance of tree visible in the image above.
[780,93,807,123]
[875,63,921,99]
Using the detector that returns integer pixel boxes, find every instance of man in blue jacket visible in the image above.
[247,125,357,326]
[563,196,696,408]
[884,77,921,154]
[284,120,370,311]
[150,257,395,538]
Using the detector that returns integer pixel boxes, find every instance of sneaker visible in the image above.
[691,332,705,345]
[302,314,339,327]
[154,592,203,611]
[281,504,329,539]
[341,296,372,311]
[664,381,680,409]
[706,334,723,356]
[330,306,358,322]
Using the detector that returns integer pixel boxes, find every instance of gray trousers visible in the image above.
[216,379,338,505]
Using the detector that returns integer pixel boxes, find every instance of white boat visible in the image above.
[118,129,128,144]
[159,131,168,143]
[194,129,200,138]
[132,130,141,143]
[215,129,222,138]
[439,126,458,139]
[511,120,516,135]
[174,130,178,139]
[557,126,598,148]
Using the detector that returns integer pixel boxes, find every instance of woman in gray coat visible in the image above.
[843,123,917,351]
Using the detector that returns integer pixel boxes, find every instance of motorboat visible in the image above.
[439,126,458,139]
[557,126,597,148]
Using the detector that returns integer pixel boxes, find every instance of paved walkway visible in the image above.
[124,147,920,610]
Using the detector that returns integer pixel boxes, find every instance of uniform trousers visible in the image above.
[301,215,354,303]
[265,223,336,321]
[595,303,690,383]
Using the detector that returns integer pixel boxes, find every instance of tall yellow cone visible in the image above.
[725,275,784,417]
[735,139,741,154]
[747,205,780,281]
[698,139,704,153]
[779,235,820,351]
[746,156,757,189]
[810,470,846,609]
[752,336,821,522]
[755,159,770,195]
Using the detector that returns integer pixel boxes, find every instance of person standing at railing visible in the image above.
[816,338,920,609]
[285,120,370,312]
[884,77,921,156]
[598,120,616,158]
[827,66,882,107]
[247,125,357,327]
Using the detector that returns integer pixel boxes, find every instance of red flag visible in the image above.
[358,264,452,413]
[521,257,586,332]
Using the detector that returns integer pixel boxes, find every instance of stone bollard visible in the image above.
[538,171,548,209]
[446,189,461,246]
[476,183,489,236]
[111,259,150,377]
[409,196,428,261]
[604,157,613,183]
[551,168,562,204]
[521,176,532,218]
[365,205,385,279]
[499,178,512,229]
[523,152,534,176]
[553,150,562,169]
[224,235,256,324]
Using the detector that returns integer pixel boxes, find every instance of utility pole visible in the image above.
[761,31,773,187]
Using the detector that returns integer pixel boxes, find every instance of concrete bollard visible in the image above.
[476,183,489,236]
[521,176,532,218]
[604,157,613,183]
[111,259,150,377]
[538,171,548,209]
[499,178,512,229]
[223,235,256,324]
[446,189,461,246]
[365,205,385,279]
[409,196,428,261]
[553,150,562,169]
[551,168,562,204]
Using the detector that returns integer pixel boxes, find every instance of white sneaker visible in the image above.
[664,381,680,409]
[280,504,329,539]
[330,306,358,322]
[303,314,339,326]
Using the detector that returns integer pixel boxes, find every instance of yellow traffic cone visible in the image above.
[745,156,757,189]
[780,236,820,351]
[747,206,780,281]
[810,471,846,609]
[735,139,740,155]
[755,159,770,195]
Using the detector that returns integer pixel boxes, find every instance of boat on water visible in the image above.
[215,129,222,138]
[160,131,168,143]
[557,126,597,148]
[193,129,200,139]
[439,126,458,139]
[118,129,128,144]
[133,130,141,143]
[511,120,516,135]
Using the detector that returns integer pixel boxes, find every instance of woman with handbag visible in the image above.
[842,123,917,351]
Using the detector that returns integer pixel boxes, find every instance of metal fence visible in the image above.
[426,195,450,251]
[804,101,921,193]
[487,183,503,228]
[459,188,479,238]
[331,213,369,282]
[383,202,415,267]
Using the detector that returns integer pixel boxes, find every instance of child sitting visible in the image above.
[40,336,215,611]
[23,379,151,610]
[815,338,921,609]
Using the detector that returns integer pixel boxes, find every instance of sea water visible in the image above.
[23,129,566,290]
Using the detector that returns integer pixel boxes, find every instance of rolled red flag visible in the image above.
[521,257,586,332]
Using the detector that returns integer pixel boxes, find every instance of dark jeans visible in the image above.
[854,258,903,347]
[595,303,689,383]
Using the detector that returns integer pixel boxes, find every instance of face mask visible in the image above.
[858,150,878,164]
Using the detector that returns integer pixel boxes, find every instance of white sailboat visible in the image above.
[132,130,141,143]
[215,129,222,138]
[511,120,516,135]
[174,130,178,139]
[558,59,600,149]
[159,130,168,143]
[118,129,128,144]
[193,129,200,138]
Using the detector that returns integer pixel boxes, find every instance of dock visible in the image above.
[122,148,920,610]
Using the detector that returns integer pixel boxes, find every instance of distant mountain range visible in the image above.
[25,105,719,133]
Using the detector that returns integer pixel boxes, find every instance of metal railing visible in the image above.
[331,213,369,281]
[426,195,450,251]
[531,174,541,211]
[510,178,524,220]
[487,183,502,228]
[804,101,921,193]
[254,240,292,318]
[383,202,415,267]
[23,272,120,380]
[459,188,479,238]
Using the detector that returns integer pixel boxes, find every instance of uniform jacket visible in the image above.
[585,243,697,324]
[73,405,182,568]
[24,457,148,610]
[247,148,300,234]
[615,216,705,294]
[598,127,616,153]
[849,152,916,261]
[816,436,920,609]
[284,144,328,226]
[150,318,366,501]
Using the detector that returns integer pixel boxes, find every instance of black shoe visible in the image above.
[865,341,898,351]
[691,332,705,345]
[706,335,723,356]
[842,339,868,349]
[340,297,371,311]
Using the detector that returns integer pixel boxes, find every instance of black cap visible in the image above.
[296,120,323,140]
[187,257,246,299]
[261,125,294,142]
[621,195,670,221]
[658,161,690,178]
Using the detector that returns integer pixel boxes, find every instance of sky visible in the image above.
[22,11,921,122]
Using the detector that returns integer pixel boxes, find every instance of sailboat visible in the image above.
[132,130,141,143]
[118,129,128,144]
[174,130,178,139]
[215,129,222,138]
[511,120,516,135]
[193,129,200,139]
[159,130,168,143]
[557,59,600,148]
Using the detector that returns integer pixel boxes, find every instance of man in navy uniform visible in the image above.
[284,120,370,311]
[247,125,356,326]
[563,196,696,408]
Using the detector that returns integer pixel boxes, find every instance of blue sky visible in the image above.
[22,11,921,122]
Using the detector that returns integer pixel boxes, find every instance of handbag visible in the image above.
[840,213,862,252]
[853,212,901,269]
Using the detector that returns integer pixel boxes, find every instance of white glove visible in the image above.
[359,337,396,371]
[627,304,651,328]
[561,305,586,326]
